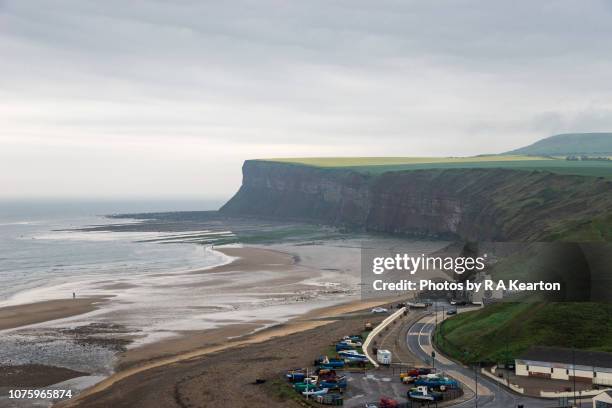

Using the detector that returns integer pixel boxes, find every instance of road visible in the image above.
[405,311,571,408]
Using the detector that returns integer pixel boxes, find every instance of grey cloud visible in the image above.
[1,0,611,198]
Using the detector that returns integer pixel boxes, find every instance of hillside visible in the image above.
[506,132,612,156]
[435,303,612,364]
[220,160,612,242]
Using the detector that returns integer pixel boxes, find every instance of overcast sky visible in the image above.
[2,1,612,200]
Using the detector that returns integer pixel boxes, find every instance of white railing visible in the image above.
[540,388,610,398]
[481,367,525,394]
[363,307,406,368]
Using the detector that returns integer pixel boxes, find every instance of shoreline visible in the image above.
[59,297,392,407]
[0,246,294,333]
[0,245,390,403]
[0,297,109,332]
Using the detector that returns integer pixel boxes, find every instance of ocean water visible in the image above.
[0,200,364,357]
[0,200,449,407]
[0,200,227,304]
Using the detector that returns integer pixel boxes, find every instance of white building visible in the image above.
[593,390,612,408]
[515,347,612,387]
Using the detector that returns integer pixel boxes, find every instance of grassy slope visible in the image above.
[435,303,612,364]
[262,156,612,178]
[506,133,612,155]
[258,155,612,362]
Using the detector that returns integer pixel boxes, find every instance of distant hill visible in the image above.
[506,132,612,155]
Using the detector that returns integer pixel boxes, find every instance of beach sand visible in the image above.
[0,297,108,331]
[193,246,297,273]
[0,246,293,333]
[0,365,88,388]
[0,245,394,406]
[59,300,395,408]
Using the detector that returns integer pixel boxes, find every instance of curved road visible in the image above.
[406,313,567,408]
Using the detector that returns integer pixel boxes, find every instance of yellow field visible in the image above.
[263,155,553,167]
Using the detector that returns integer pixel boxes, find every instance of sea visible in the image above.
[0,199,448,407]
[0,199,367,384]
[0,199,227,304]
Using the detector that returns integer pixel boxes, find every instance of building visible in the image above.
[515,346,612,386]
[593,390,612,408]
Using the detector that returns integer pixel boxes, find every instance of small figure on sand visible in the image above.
[72,292,76,299]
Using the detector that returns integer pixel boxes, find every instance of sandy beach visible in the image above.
[59,298,392,408]
[0,297,108,331]
[0,244,391,405]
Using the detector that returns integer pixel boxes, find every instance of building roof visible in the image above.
[518,346,612,369]
[593,390,612,402]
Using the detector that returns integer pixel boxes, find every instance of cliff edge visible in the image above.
[220,160,612,241]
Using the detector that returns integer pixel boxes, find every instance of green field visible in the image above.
[263,156,612,178]
[434,302,612,365]
[266,155,549,167]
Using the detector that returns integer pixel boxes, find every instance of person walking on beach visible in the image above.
[72,292,75,300]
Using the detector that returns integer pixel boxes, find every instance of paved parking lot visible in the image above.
[343,367,409,407]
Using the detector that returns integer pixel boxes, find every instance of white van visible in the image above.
[376,349,392,365]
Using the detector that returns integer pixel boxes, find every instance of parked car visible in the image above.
[414,376,458,391]
[342,335,363,342]
[408,385,442,401]
[401,375,416,384]
[340,339,362,347]
[378,397,399,408]
[446,309,457,315]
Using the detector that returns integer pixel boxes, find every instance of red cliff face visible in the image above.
[221,160,612,242]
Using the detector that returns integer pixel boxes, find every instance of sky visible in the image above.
[2,1,612,201]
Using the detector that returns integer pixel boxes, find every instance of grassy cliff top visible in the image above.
[258,155,612,178]
[262,155,549,167]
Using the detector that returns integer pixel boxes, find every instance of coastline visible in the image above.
[0,246,295,333]
[0,297,109,331]
[0,245,388,405]
[59,297,391,408]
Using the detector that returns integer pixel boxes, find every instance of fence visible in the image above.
[362,307,407,367]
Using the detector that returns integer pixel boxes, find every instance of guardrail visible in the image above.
[481,367,525,394]
[363,307,406,368]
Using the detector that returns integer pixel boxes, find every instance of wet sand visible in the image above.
[0,246,293,333]
[191,246,297,273]
[0,297,108,331]
[59,299,393,408]
[0,364,88,388]
[118,322,273,369]
[117,298,390,370]
[0,245,391,406]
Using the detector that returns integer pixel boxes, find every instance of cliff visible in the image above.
[220,160,612,241]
